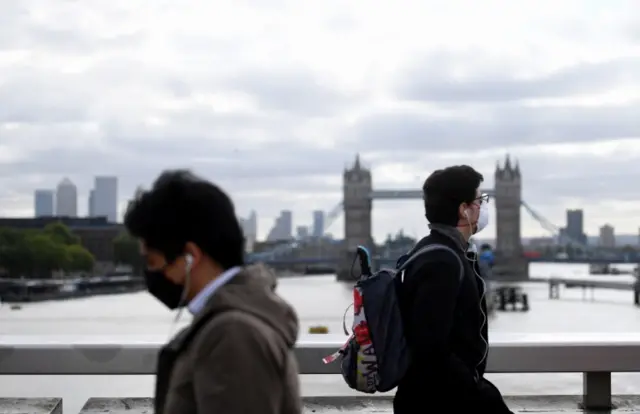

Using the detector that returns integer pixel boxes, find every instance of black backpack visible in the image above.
[323,244,463,393]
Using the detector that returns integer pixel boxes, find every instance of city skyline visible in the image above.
[33,176,119,222]
[27,173,639,246]
[0,1,638,241]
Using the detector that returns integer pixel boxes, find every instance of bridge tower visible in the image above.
[493,155,528,279]
[337,154,373,281]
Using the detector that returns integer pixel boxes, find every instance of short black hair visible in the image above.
[124,169,244,269]
[422,165,483,226]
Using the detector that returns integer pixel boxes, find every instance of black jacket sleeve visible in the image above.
[407,253,478,394]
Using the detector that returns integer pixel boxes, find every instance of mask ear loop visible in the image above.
[465,209,479,263]
[169,255,193,337]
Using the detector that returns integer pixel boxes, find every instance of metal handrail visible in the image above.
[2,334,640,410]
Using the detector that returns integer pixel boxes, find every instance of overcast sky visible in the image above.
[0,0,638,241]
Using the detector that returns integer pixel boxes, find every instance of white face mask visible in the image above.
[475,202,489,234]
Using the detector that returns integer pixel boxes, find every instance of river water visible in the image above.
[1,263,640,413]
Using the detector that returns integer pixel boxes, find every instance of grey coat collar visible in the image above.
[428,223,468,252]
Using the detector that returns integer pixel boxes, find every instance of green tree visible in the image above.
[64,244,95,273]
[25,233,68,278]
[0,227,31,278]
[43,221,80,246]
[113,232,143,275]
[0,223,89,279]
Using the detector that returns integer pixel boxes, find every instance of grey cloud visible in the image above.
[1,1,639,223]
[0,125,357,199]
[323,14,359,32]
[397,54,640,103]
[0,3,144,53]
[350,102,640,151]
[0,74,92,123]
[0,62,171,125]
[392,148,640,208]
[505,153,640,205]
[2,128,640,228]
[627,20,640,42]
[224,68,359,116]
[0,60,353,129]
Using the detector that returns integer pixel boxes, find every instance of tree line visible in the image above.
[0,222,95,279]
[0,221,146,280]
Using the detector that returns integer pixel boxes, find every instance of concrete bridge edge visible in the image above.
[5,395,640,413]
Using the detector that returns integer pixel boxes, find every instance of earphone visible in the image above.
[171,253,194,332]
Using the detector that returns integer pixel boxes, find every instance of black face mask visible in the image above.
[144,269,185,310]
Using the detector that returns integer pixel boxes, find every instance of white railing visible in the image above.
[2,334,640,410]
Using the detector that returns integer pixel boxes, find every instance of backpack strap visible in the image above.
[398,244,464,284]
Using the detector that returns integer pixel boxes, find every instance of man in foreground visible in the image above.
[124,170,301,414]
[394,165,512,413]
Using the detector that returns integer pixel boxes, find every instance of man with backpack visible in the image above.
[124,170,301,414]
[394,165,512,413]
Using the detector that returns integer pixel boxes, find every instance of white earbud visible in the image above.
[185,254,194,271]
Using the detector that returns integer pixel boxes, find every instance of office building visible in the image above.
[88,189,95,217]
[296,226,309,239]
[266,210,293,241]
[599,224,615,248]
[34,190,54,217]
[56,178,78,217]
[240,210,258,252]
[245,210,258,239]
[92,176,118,222]
[565,209,587,245]
[312,210,324,238]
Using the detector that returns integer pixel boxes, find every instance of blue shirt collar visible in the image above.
[188,266,242,315]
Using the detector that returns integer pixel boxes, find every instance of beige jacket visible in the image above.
[154,264,302,414]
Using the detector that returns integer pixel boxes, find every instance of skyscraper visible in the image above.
[280,210,292,239]
[296,226,309,239]
[312,210,324,238]
[599,224,615,248]
[56,178,78,217]
[248,210,258,237]
[239,210,258,252]
[88,189,95,217]
[93,176,118,222]
[34,190,54,217]
[566,209,587,245]
[266,210,293,241]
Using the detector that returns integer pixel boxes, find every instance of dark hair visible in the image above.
[422,165,483,226]
[124,169,244,269]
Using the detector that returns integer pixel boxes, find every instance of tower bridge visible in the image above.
[338,154,524,280]
[250,154,584,281]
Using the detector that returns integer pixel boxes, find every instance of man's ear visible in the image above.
[183,241,202,269]
[458,203,469,221]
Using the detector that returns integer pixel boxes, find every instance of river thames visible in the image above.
[1,263,640,413]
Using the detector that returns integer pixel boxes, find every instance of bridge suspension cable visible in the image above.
[520,200,588,249]
[322,201,343,234]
